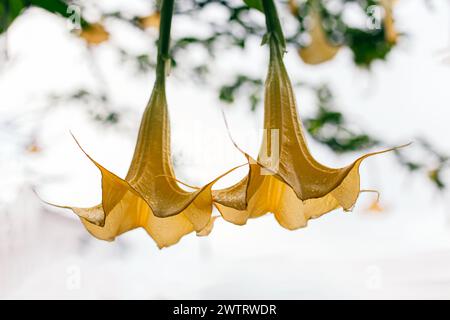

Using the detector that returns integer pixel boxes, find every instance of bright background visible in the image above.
[2,0,450,299]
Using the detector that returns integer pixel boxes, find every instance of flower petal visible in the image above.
[79,23,109,45]
[380,0,398,44]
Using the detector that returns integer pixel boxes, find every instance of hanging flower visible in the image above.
[49,0,234,249]
[138,11,161,29]
[298,9,340,65]
[380,0,398,44]
[79,23,110,45]
[213,37,400,230]
[56,81,227,248]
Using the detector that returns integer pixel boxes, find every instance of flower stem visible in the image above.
[156,0,175,85]
[261,0,286,53]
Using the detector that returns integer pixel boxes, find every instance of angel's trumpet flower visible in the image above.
[380,0,398,44]
[53,0,223,249]
[60,81,225,248]
[79,23,109,45]
[298,8,340,65]
[138,11,161,29]
[213,33,399,230]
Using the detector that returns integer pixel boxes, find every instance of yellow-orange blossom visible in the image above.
[63,82,224,249]
[212,37,398,229]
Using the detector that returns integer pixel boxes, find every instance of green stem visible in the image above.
[261,0,286,52]
[156,0,175,85]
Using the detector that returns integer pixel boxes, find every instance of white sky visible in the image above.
[2,0,450,299]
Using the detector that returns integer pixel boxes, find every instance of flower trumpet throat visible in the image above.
[213,37,400,230]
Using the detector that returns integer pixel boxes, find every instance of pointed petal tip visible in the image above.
[34,188,71,211]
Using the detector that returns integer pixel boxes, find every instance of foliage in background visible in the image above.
[0,0,88,34]
[0,0,448,189]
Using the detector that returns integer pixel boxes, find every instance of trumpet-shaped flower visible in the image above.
[380,0,398,44]
[79,23,109,45]
[298,9,340,65]
[213,37,398,230]
[138,12,161,29]
[59,82,223,248]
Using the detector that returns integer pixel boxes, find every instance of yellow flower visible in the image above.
[138,12,161,29]
[287,0,299,15]
[79,23,109,45]
[298,9,340,65]
[380,0,398,44]
[213,37,399,230]
[57,82,227,249]
[51,0,236,249]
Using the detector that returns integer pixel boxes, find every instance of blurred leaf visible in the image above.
[93,111,120,124]
[347,27,394,67]
[219,75,263,110]
[29,0,75,19]
[0,0,27,34]
[406,162,422,171]
[428,168,445,190]
[305,84,378,152]
[243,0,264,12]
[0,0,92,34]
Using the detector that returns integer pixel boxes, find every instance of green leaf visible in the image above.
[346,27,393,67]
[30,0,88,28]
[29,0,71,17]
[1,0,91,34]
[0,0,27,34]
[243,0,264,12]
